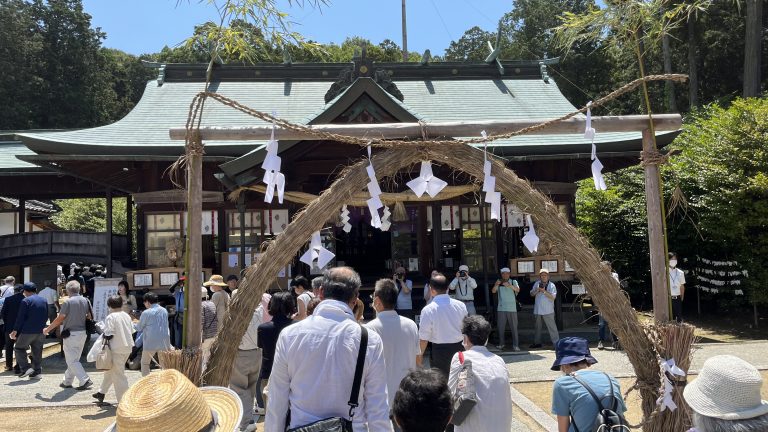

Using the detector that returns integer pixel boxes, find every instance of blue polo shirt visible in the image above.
[14,294,48,334]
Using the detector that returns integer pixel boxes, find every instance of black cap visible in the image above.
[22,282,37,292]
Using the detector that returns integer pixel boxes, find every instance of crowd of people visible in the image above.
[0,260,764,432]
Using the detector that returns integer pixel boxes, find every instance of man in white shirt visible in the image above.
[529,268,559,349]
[265,267,391,432]
[365,279,419,413]
[418,272,467,379]
[38,280,59,325]
[669,252,686,322]
[448,315,513,432]
[449,265,478,315]
[230,301,264,431]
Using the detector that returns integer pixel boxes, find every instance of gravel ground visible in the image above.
[0,340,765,431]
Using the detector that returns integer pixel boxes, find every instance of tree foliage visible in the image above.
[0,0,154,130]
[577,98,768,306]
[52,198,128,235]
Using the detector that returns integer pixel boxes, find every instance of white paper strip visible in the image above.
[365,145,385,229]
[299,231,335,269]
[585,102,607,191]
[522,215,540,253]
[407,161,448,198]
[340,205,351,233]
[261,126,286,203]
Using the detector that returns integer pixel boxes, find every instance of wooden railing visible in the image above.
[0,231,129,265]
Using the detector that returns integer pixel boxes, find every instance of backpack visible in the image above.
[570,372,629,432]
[451,351,478,425]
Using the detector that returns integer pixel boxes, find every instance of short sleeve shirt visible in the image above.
[552,370,627,432]
[532,281,557,315]
[497,279,519,312]
[61,295,90,331]
[669,268,686,296]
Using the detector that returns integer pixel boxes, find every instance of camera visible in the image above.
[459,270,467,277]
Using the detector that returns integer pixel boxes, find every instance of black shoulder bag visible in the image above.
[286,325,368,432]
[569,372,629,432]
[85,299,98,335]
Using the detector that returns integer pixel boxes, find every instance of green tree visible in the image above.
[52,198,128,234]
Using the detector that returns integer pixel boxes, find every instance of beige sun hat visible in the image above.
[683,355,768,420]
[105,369,242,432]
[203,274,228,287]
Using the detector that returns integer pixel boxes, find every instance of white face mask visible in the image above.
[669,259,677,268]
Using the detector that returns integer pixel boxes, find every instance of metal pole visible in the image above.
[401,0,408,62]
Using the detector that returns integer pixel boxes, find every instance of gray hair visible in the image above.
[693,412,768,432]
[311,276,323,290]
[4,276,14,284]
[462,315,491,346]
[321,267,361,303]
[65,280,81,296]
[43,280,52,287]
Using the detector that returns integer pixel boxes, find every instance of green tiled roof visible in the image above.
[17,63,673,160]
[0,141,44,170]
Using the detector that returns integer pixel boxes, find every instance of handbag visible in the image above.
[451,351,478,425]
[95,338,113,370]
[85,301,98,335]
[286,326,368,432]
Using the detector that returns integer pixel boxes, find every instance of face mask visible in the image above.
[669,260,677,268]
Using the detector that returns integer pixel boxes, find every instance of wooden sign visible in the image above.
[125,267,212,292]
[509,255,575,280]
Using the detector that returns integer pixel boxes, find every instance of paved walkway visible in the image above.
[1,341,766,431]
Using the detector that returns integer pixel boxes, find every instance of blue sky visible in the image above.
[82,0,512,57]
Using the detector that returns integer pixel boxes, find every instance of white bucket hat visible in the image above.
[683,355,768,420]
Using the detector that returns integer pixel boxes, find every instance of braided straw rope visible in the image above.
[180,73,687,148]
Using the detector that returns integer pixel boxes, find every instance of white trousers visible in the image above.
[63,331,89,386]
[99,351,131,402]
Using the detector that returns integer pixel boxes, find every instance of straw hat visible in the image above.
[203,275,228,287]
[105,369,242,432]
[683,355,768,420]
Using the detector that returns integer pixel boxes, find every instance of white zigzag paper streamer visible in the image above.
[340,205,351,233]
[585,102,607,191]
[407,161,448,198]
[522,215,540,253]
[480,131,501,221]
[365,145,385,229]
[299,231,335,269]
[380,206,391,231]
[261,122,285,203]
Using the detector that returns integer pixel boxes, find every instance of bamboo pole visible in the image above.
[168,114,682,141]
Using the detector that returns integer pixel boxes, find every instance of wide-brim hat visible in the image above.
[105,369,242,432]
[683,355,768,420]
[203,275,228,287]
[551,337,598,371]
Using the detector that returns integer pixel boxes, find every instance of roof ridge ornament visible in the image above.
[485,22,504,75]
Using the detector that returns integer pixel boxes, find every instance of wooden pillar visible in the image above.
[431,205,441,270]
[126,195,133,263]
[18,198,25,234]
[136,205,146,269]
[106,189,113,278]
[217,208,227,271]
[642,129,670,322]
[186,153,203,349]
[236,194,247,271]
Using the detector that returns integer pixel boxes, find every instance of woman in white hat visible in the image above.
[683,355,768,432]
[105,368,242,432]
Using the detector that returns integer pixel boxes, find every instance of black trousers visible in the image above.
[671,297,683,322]
[430,342,463,380]
[2,329,14,369]
[395,309,415,321]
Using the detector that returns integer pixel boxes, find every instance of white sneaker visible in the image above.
[495,345,504,350]
[513,346,520,352]
[597,341,605,350]
[19,368,34,378]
